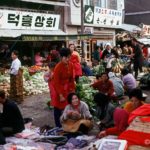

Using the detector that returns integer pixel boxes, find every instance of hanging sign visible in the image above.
[0,9,60,30]
[84,5,122,27]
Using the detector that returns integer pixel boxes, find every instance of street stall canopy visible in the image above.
[0,29,92,41]
[120,23,141,32]
[137,38,150,44]
[0,29,66,38]
[21,34,92,41]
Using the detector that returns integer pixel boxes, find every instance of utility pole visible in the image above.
[81,0,84,58]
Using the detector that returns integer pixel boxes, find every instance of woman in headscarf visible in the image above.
[61,92,93,134]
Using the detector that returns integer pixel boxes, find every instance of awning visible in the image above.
[0,29,92,41]
[20,0,69,6]
[22,34,92,41]
[0,29,66,38]
[120,24,141,32]
[137,38,150,44]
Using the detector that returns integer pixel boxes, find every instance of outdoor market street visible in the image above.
[18,89,150,128]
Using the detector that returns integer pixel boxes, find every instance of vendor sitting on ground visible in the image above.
[124,88,145,113]
[121,68,136,95]
[98,108,129,138]
[82,62,93,76]
[0,90,25,144]
[94,92,116,131]
[108,72,124,97]
[94,74,101,83]
[60,92,93,134]
[91,72,115,97]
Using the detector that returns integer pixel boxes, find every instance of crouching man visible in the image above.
[0,90,24,144]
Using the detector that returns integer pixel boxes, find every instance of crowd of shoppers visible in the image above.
[0,39,149,147]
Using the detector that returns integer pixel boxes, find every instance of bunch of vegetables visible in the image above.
[0,66,49,96]
[23,67,49,95]
[0,72,10,96]
[76,76,98,113]
[92,64,105,76]
[111,59,123,73]
[28,65,42,75]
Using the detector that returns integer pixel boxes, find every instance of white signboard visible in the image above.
[93,7,122,26]
[0,9,60,30]
[117,0,124,10]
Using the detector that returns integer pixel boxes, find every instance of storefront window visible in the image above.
[85,0,110,8]
[94,0,101,7]
[85,0,94,6]
[98,0,107,8]
[107,0,117,10]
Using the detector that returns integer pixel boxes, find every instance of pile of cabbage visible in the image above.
[76,76,98,112]
[0,67,49,96]
[23,67,49,95]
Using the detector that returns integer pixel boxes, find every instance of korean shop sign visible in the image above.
[84,5,122,26]
[84,5,94,24]
[0,9,60,30]
[94,7,122,26]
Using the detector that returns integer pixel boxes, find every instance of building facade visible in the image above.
[64,0,125,60]
[0,0,68,65]
[0,0,125,62]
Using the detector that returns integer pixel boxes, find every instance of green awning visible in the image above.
[21,34,92,41]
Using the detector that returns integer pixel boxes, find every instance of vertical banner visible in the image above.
[84,5,94,24]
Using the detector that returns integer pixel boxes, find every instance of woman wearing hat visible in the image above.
[60,93,93,134]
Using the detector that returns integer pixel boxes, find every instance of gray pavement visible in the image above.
[19,93,55,127]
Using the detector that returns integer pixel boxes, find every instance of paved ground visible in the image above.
[18,87,150,128]
[18,93,55,127]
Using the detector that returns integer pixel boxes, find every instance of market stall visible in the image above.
[0,66,49,97]
[1,75,150,150]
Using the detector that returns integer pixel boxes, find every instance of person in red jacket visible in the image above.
[69,44,82,82]
[98,108,129,138]
[91,72,114,97]
[52,48,75,127]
